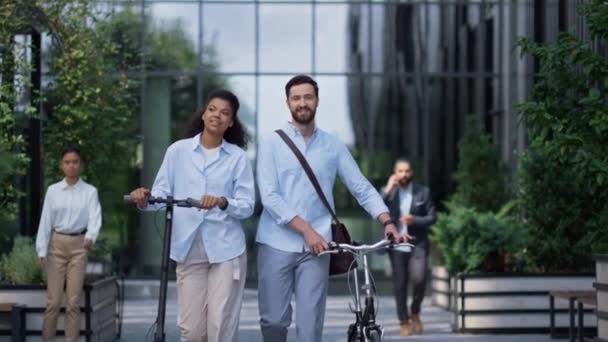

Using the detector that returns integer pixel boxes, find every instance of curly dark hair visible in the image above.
[188,89,250,148]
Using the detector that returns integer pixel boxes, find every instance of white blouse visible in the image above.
[35,178,102,257]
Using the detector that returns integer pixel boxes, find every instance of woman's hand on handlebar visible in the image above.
[199,195,224,209]
[129,187,151,209]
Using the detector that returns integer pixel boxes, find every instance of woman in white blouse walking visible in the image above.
[35,146,102,342]
[129,89,255,342]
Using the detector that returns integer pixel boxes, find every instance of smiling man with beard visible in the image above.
[255,75,408,342]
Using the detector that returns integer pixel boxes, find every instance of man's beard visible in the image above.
[291,106,316,125]
[399,177,412,187]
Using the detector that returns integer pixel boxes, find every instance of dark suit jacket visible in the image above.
[382,182,436,245]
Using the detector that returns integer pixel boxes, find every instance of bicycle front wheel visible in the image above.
[368,330,381,342]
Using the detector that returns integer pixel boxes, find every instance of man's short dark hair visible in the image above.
[285,75,319,98]
[395,157,412,167]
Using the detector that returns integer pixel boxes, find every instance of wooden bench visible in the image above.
[549,290,596,342]
[0,302,26,342]
[0,303,14,312]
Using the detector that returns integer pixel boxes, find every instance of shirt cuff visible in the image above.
[278,211,298,226]
[370,204,390,221]
[223,197,235,215]
[85,233,98,243]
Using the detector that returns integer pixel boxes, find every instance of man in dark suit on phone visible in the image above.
[381,158,436,336]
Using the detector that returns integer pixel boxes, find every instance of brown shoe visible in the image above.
[400,321,413,336]
[411,314,423,334]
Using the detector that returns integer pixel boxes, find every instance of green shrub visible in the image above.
[431,201,531,274]
[88,235,113,263]
[517,145,608,271]
[0,236,45,284]
[451,115,509,212]
[431,115,517,272]
[515,0,608,269]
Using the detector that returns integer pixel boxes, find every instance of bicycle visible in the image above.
[320,236,414,342]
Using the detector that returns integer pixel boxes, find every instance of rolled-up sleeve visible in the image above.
[224,154,255,219]
[256,137,298,225]
[35,189,53,257]
[336,142,388,219]
[85,188,102,242]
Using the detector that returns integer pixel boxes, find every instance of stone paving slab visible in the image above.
[119,289,553,341]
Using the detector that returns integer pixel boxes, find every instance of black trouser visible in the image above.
[388,239,429,323]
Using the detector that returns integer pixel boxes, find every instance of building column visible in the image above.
[140,77,171,276]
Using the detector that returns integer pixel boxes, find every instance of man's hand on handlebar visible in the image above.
[383,224,412,243]
[129,187,151,209]
[304,229,329,256]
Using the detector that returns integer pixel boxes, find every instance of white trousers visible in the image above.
[176,251,247,342]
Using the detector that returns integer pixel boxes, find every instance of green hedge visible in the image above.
[0,236,45,285]
[431,201,530,274]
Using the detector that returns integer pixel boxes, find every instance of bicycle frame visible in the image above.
[347,253,382,342]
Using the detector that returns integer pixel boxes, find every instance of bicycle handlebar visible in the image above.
[123,195,202,208]
[318,239,414,256]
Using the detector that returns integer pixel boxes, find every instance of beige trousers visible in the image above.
[176,252,247,342]
[42,233,88,342]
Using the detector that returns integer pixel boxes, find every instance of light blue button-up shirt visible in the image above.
[256,122,389,252]
[145,134,255,263]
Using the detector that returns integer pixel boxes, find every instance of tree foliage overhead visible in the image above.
[41,0,136,186]
[1,1,35,221]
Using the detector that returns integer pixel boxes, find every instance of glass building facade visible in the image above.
[9,0,607,276]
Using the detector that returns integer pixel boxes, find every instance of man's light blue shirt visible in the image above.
[256,122,389,252]
[145,134,255,263]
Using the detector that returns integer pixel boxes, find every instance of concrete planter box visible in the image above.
[0,275,118,342]
[431,265,452,310]
[86,262,112,276]
[595,254,608,341]
[450,272,595,334]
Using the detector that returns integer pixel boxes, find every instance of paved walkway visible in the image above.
[118,289,553,341]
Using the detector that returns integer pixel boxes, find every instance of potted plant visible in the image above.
[514,0,607,336]
[595,254,608,340]
[87,236,115,276]
[430,108,596,333]
[430,113,512,312]
[430,0,607,334]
